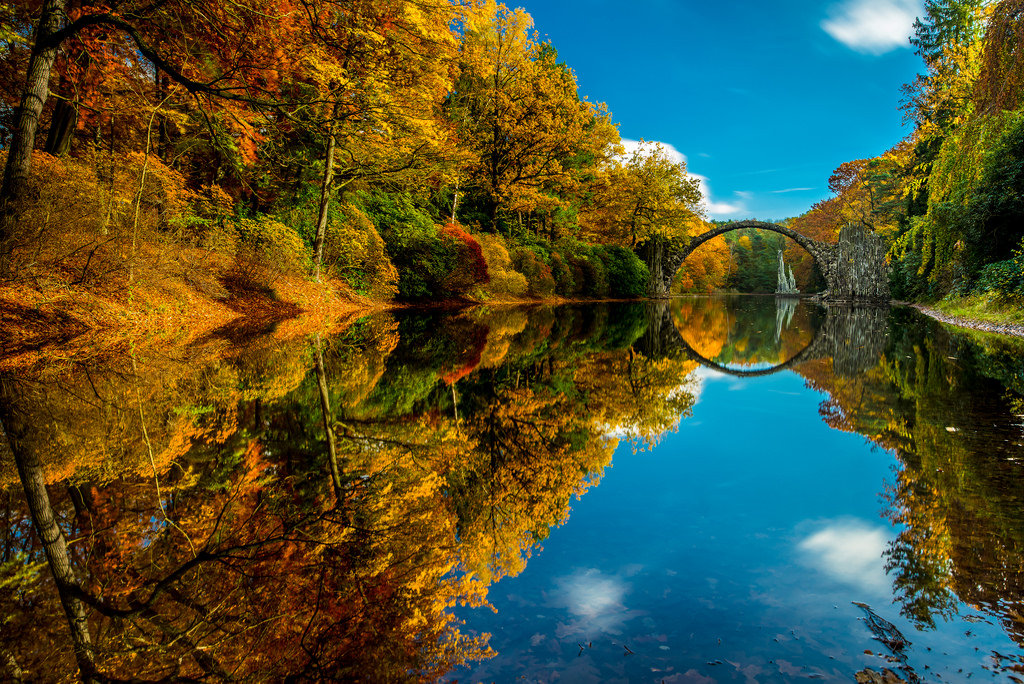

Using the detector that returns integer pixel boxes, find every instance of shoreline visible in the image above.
[909,303,1024,339]
[6,281,1024,374]
[0,276,654,374]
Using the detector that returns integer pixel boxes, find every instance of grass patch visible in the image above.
[935,294,1024,327]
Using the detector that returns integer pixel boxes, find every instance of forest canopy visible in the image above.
[0,0,713,301]
[3,0,1022,306]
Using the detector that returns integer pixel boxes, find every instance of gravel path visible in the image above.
[911,304,1024,339]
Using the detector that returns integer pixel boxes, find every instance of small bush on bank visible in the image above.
[3,150,199,289]
[571,256,608,296]
[549,251,574,295]
[972,237,1024,303]
[321,203,399,298]
[556,238,615,296]
[231,215,311,291]
[439,223,490,296]
[596,245,649,297]
[356,190,457,300]
[512,247,556,296]
[477,234,528,297]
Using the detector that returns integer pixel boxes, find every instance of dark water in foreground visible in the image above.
[1,296,1023,682]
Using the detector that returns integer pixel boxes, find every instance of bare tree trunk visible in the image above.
[313,104,340,284]
[0,377,98,683]
[155,65,169,161]
[313,335,345,504]
[450,180,460,224]
[43,98,77,157]
[0,0,69,276]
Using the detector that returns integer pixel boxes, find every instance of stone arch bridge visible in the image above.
[640,220,890,301]
[636,301,891,379]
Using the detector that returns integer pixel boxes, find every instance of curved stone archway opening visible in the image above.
[640,220,890,302]
[634,300,892,380]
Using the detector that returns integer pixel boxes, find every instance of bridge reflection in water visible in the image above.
[637,296,891,378]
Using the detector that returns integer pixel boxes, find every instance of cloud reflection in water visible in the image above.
[798,518,892,596]
[549,569,643,637]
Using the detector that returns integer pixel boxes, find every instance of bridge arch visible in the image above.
[682,220,823,263]
[673,335,820,378]
[634,300,893,380]
[641,220,890,302]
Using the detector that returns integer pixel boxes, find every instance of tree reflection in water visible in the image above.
[0,303,699,682]
[3,299,1024,681]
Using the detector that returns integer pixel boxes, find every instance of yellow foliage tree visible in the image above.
[450,1,619,232]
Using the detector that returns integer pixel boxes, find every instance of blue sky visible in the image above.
[523,0,926,220]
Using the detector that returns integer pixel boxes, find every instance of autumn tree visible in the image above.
[904,0,992,136]
[448,0,618,235]
[283,0,462,280]
[675,232,730,294]
[580,141,704,294]
[0,0,322,274]
[827,142,913,239]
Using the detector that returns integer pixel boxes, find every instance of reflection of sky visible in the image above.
[554,569,626,619]
[547,569,643,638]
[798,518,892,597]
[449,368,1022,683]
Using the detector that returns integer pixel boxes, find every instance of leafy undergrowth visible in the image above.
[0,266,370,374]
[935,295,1024,327]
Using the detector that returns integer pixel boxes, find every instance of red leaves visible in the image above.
[440,223,490,286]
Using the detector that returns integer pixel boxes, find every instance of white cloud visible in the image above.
[772,187,815,194]
[693,174,747,217]
[620,138,687,166]
[798,518,892,595]
[549,569,644,637]
[822,0,923,55]
[555,569,626,618]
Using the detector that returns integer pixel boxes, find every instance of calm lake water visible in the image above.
[2,296,1024,682]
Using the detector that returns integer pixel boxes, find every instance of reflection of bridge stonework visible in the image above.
[647,220,891,302]
[636,301,891,378]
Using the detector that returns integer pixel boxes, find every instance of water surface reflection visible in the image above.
[0,297,1022,682]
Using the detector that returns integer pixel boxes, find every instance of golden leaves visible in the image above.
[579,141,704,248]
[451,2,617,222]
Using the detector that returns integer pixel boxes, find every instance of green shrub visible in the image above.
[568,253,608,296]
[596,245,649,298]
[477,234,528,297]
[323,204,399,298]
[974,238,1024,302]
[355,190,453,300]
[513,248,556,296]
[549,251,574,295]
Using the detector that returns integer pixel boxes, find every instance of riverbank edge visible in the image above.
[0,275,647,374]
[909,303,1024,339]
[11,273,1023,376]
